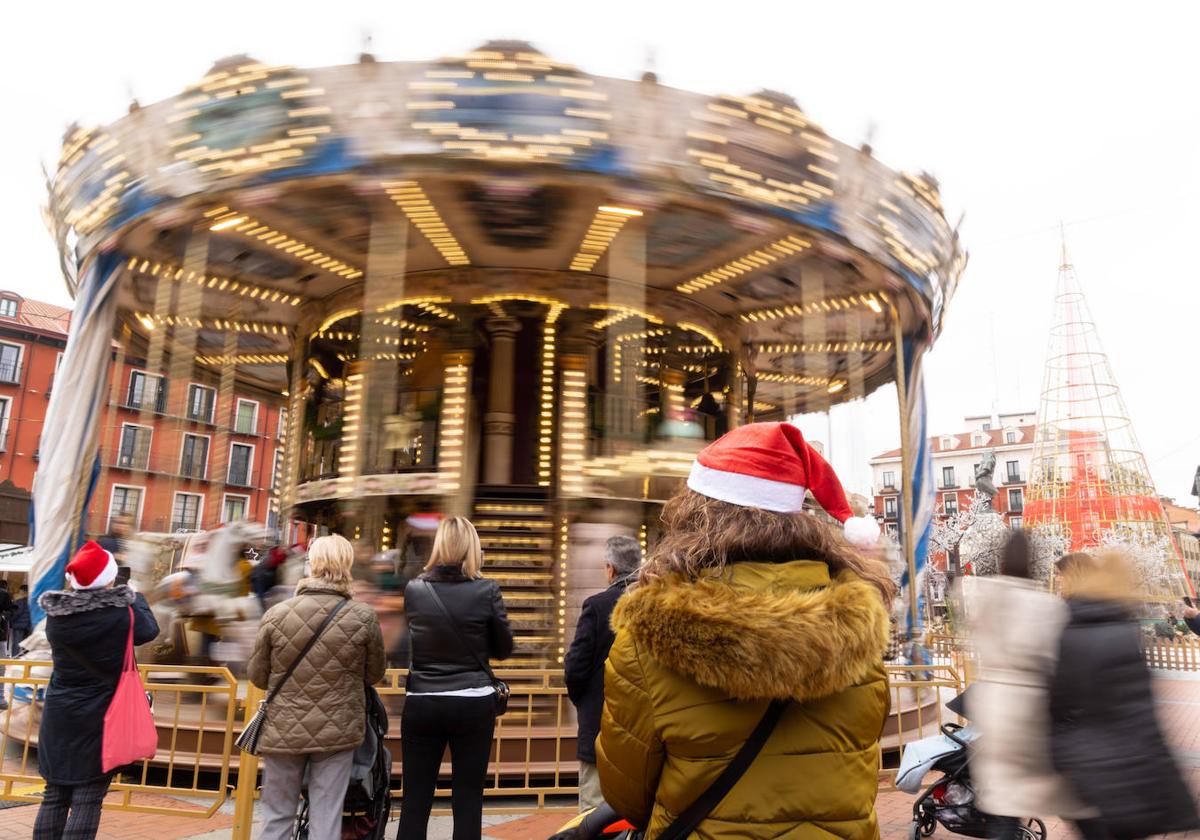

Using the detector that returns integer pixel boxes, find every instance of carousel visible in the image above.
[36,40,965,672]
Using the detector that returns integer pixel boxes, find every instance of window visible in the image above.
[885,523,899,539]
[0,342,22,383]
[1005,430,1018,444]
[1010,515,1023,530]
[127,371,167,412]
[179,434,210,479]
[171,492,204,532]
[235,399,259,434]
[882,470,896,488]
[1008,487,1024,513]
[939,436,953,450]
[884,497,898,518]
[222,494,250,523]
[186,384,216,423]
[1006,460,1021,482]
[0,298,16,318]
[941,466,956,488]
[944,493,958,516]
[982,422,992,431]
[107,485,143,530]
[117,424,152,470]
[228,442,254,486]
[0,396,11,451]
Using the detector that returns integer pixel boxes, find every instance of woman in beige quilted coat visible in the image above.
[248,534,386,840]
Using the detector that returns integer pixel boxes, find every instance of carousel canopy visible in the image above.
[46,41,965,413]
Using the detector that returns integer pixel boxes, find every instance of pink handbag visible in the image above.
[101,606,158,772]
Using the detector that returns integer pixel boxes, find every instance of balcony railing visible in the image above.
[938,481,958,490]
[1004,473,1024,485]
[0,362,22,385]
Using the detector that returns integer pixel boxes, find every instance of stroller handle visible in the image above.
[940,722,969,748]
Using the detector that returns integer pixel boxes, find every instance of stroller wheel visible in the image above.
[908,820,930,840]
[1017,818,1047,840]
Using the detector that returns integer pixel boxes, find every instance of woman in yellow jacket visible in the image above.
[597,422,895,839]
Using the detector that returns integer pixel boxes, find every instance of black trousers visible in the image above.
[32,777,113,840]
[397,694,496,840]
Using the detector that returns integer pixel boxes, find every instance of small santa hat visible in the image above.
[66,540,119,590]
[686,421,881,549]
[406,512,443,532]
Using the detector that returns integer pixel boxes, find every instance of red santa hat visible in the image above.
[65,540,119,591]
[686,421,882,549]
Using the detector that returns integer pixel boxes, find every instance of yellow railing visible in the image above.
[0,660,239,817]
[879,663,967,788]
[1,660,968,836]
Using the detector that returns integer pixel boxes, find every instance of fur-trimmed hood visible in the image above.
[612,560,888,702]
[39,585,136,617]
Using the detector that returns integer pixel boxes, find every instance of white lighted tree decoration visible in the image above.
[1094,526,1176,596]
[931,492,1007,576]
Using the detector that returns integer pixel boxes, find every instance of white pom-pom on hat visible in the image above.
[842,514,882,550]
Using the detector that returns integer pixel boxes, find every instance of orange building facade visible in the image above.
[0,291,283,539]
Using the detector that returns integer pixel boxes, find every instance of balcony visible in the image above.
[1009,501,1025,514]
[1004,473,1025,485]
[226,468,255,489]
[0,362,23,385]
[938,481,959,491]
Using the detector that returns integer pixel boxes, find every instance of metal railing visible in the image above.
[0,660,238,817]
[1,660,970,835]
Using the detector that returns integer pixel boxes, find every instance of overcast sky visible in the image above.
[3,1,1198,500]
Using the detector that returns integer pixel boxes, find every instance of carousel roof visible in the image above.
[46,42,966,410]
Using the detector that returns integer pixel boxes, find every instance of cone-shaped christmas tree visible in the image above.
[1025,236,1192,598]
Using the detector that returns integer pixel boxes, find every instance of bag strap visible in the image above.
[419,579,496,680]
[265,596,349,706]
[57,606,138,684]
[656,699,788,840]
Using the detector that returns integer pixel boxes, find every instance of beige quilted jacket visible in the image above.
[247,578,386,754]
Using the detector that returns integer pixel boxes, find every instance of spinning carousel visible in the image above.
[37,40,965,668]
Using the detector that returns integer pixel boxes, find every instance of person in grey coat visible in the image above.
[969,531,1092,839]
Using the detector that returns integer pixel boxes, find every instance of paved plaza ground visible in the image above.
[5,672,1200,839]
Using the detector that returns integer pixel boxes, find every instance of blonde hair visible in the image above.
[307,534,354,585]
[1065,549,1141,603]
[425,516,484,579]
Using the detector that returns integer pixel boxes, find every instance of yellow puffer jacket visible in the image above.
[596,560,889,839]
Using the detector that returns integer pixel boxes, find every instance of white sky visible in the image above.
[3,1,1199,500]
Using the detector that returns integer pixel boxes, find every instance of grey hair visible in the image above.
[605,535,643,577]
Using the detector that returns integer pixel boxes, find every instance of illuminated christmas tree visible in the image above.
[1024,237,1192,598]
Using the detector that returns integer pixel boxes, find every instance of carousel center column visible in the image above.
[483,316,521,486]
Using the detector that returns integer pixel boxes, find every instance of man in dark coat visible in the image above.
[1051,586,1199,839]
[564,535,642,812]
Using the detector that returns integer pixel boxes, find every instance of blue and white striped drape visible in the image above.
[27,252,122,626]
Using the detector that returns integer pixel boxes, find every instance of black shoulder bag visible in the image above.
[419,579,510,715]
[236,596,349,755]
[656,698,788,840]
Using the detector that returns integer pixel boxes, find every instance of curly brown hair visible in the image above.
[640,489,897,603]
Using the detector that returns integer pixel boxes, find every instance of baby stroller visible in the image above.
[548,803,638,839]
[294,687,391,840]
[897,691,1046,840]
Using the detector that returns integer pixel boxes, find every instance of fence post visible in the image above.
[231,683,263,840]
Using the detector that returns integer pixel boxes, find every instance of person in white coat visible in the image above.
[969,530,1094,839]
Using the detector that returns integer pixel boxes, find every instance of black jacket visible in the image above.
[0,588,13,631]
[563,576,630,763]
[1050,598,1198,839]
[404,564,514,693]
[38,586,160,785]
[12,595,30,633]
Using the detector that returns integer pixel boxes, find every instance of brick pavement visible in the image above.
[5,674,1200,839]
